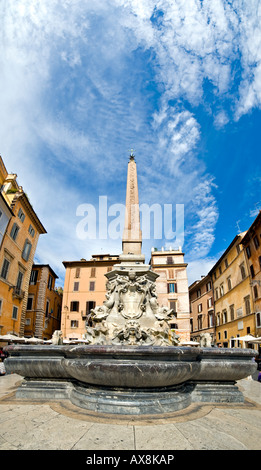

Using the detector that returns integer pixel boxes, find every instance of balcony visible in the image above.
[11,286,25,301]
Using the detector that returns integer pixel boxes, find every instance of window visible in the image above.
[225,258,228,269]
[45,299,50,317]
[86,301,96,315]
[220,284,224,296]
[254,285,258,299]
[215,288,219,300]
[254,235,260,249]
[167,256,173,264]
[0,298,2,315]
[250,265,255,278]
[30,270,38,285]
[198,303,202,313]
[1,258,10,280]
[224,330,227,339]
[222,310,227,323]
[216,313,220,326]
[244,295,251,315]
[74,281,79,291]
[75,267,81,278]
[230,304,235,321]
[10,222,20,241]
[25,318,31,326]
[70,301,79,312]
[246,245,251,258]
[197,289,201,298]
[89,281,95,291]
[227,276,232,291]
[71,320,78,328]
[90,267,96,277]
[22,239,32,261]
[12,306,18,320]
[219,266,222,275]
[240,263,246,280]
[208,312,214,327]
[18,208,25,222]
[16,271,24,290]
[168,283,177,293]
[48,275,53,290]
[169,301,177,313]
[206,281,212,292]
[28,224,35,237]
[207,297,213,308]
[236,244,241,255]
[257,312,261,328]
[27,296,33,310]
[259,256,261,269]
[198,315,202,330]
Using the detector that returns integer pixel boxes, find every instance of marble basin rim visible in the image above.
[4,344,257,390]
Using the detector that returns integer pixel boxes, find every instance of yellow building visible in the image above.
[61,254,119,341]
[209,232,256,348]
[0,156,46,337]
[150,248,190,342]
[189,274,214,344]
[25,264,63,340]
[241,211,261,341]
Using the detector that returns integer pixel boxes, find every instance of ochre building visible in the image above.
[241,211,261,341]
[0,156,46,337]
[209,232,256,348]
[189,274,214,344]
[61,254,119,341]
[150,248,190,343]
[25,264,63,340]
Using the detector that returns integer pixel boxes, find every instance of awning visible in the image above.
[232,334,257,342]
[0,334,25,343]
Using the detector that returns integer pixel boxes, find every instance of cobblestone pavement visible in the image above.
[0,373,260,451]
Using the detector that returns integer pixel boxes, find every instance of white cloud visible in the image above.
[186,257,218,287]
[1,0,261,287]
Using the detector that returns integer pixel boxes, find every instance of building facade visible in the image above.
[0,157,46,337]
[150,248,190,342]
[189,274,214,344]
[61,254,119,341]
[241,211,261,340]
[209,233,256,348]
[25,264,63,340]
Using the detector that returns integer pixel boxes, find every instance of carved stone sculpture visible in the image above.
[85,263,179,346]
[51,330,63,345]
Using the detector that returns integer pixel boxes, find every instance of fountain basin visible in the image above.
[4,344,257,415]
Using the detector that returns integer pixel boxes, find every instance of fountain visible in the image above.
[4,154,256,415]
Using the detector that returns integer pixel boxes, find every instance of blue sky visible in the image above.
[1,0,261,286]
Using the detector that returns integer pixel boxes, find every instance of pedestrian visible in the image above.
[0,357,6,376]
[0,347,5,360]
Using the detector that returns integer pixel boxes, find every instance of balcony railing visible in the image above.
[12,286,25,300]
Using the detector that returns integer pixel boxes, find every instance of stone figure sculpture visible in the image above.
[84,266,179,346]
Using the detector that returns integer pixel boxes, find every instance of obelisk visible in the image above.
[121,152,143,258]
